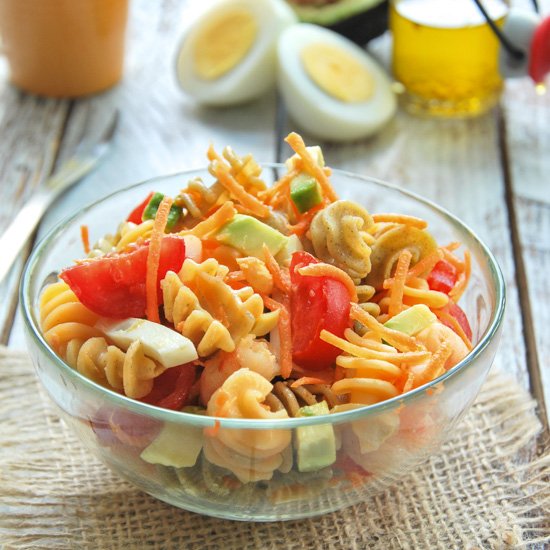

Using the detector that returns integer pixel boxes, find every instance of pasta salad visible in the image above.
[39,132,473,484]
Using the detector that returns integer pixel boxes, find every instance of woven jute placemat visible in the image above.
[0,346,548,549]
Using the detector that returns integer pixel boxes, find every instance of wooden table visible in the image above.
[1,0,548,448]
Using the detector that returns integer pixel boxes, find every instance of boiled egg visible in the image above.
[175,0,297,106]
[277,23,396,141]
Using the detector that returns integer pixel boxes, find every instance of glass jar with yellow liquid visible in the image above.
[390,0,509,117]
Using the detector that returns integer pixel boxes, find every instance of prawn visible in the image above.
[199,334,279,405]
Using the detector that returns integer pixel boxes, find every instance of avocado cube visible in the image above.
[384,304,436,336]
[296,401,336,472]
[216,214,288,258]
[290,173,323,213]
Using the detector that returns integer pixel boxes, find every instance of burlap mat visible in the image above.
[0,347,548,550]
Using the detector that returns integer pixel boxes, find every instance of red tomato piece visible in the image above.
[60,236,186,318]
[290,251,351,371]
[126,191,154,224]
[141,363,197,411]
[446,302,473,342]
[427,260,457,294]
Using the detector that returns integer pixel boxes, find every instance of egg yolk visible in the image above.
[301,43,374,102]
[193,9,257,80]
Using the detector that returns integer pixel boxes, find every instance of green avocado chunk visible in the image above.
[216,214,289,258]
[140,422,203,468]
[384,304,436,336]
[296,400,337,472]
[290,173,323,213]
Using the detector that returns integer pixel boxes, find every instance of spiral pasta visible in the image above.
[88,220,154,257]
[204,369,291,482]
[40,281,102,357]
[162,258,277,357]
[309,200,374,282]
[366,224,438,290]
[68,337,165,399]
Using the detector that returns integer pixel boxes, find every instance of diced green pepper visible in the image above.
[290,173,323,213]
[142,192,183,229]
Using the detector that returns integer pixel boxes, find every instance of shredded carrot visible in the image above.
[413,341,452,388]
[212,160,270,218]
[263,244,291,294]
[404,248,444,280]
[442,245,465,270]
[449,250,471,302]
[80,225,90,254]
[434,308,473,350]
[387,249,412,317]
[372,214,428,229]
[297,263,358,302]
[277,300,293,379]
[350,303,422,353]
[288,203,324,236]
[258,168,299,202]
[263,294,293,378]
[204,419,221,437]
[290,377,328,388]
[285,132,338,202]
[180,201,236,238]
[145,196,172,323]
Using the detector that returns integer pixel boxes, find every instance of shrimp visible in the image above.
[199,334,279,405]
[415,322,469,369]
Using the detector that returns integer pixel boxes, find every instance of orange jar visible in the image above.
[0,0,129,98]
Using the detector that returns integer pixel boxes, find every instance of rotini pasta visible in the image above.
[204,369,291,482]
[309,200,374,282]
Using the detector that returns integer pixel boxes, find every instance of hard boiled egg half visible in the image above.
[277,24,396,141]
[176,0,296,106]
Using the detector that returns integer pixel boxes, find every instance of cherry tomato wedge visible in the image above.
[140,363,197,411]
[427,260,457,294]
[290,251,351,370]
[60,236,186,318]
[446,302,473,342]
[126,191,154,224]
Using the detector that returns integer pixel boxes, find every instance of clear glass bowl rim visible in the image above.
[20,164,506,429]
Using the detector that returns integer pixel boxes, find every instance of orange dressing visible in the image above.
[0,0,128,97]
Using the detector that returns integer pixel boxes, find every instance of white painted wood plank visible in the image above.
[0,72,69,343]
[502,77,550,421]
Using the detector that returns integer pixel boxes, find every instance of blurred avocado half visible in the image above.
[286,0,389,45]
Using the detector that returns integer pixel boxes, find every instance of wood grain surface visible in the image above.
[1,0,547,436]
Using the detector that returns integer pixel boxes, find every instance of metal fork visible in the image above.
[0,110,119,285]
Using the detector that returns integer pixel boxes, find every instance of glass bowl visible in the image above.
[20,166,505,521]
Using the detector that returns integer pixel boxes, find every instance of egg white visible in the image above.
[277,24,396,141]
[175,0,296,106]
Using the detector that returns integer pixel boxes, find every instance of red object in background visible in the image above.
[60,236,186,318]
[528,16,550,84]
[126,191,154,224]
[290,251,351,371]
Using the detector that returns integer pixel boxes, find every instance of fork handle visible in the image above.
[0,189,54,285]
